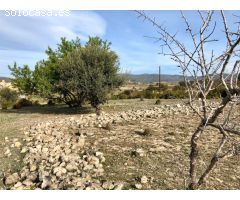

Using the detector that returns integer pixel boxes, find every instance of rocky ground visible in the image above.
[0,80,13,90]
[1,100,240,190]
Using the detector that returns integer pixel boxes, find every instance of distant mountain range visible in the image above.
[3,74,231,84]
[0,77,10,82]
[0,74,185,84]
[121,74,185,83]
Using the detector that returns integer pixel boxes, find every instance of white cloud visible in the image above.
[0,49,46,76]
[0,11,107,51]
[0,10,107,76]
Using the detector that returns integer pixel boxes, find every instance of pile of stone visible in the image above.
[36,104,190,130]
[4,103,189,190]
[4,121,111,189]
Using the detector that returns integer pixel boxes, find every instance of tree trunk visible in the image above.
[188,124,204,190]
[96,106,102,115]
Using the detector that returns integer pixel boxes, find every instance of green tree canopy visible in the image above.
[8,62,35,95]
[9,36,123,110]
[58,37,123,109]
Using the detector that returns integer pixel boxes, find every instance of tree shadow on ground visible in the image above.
[0,104,95,115]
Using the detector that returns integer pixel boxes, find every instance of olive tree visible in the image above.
[58,37,122,110]
[8,62,35,95]
[9,37,122,109]
[34,37,82,98]
[9,37,82,98]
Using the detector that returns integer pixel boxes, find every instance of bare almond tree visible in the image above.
[137,10,240,189]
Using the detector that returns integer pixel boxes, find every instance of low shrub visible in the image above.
[178,81,186,87]
[47,99,55,106]
[207,87,225,99]
[159,89,188,99]
[117,93,129,99]
[148,83,168,91]
[12,102,22,109]
[112,82,224,100]
[172,85,185,91]
[13,98,33,109]
[0,87,18,109]
[33,100,40,105]
[117,89,141,99]
[113,83,189,100]
[143,89,159,99]
[155,99,161,105]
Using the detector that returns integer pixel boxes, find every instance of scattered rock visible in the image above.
[30,165,37,172]
[149,146,166,153]
[102,181,114,190]
[95,152,103,157]
[114,182,125,190]
[41,176,52,189]
[66,163,77,172]
[14,141,22,148]
[140,176,148,184]
[14,182,23,188]
[5,173,20,185]
[4,148,11,157]
[78,136,85,148]
[102,122,113,131]
[176,104,181,108]
[22,179,34,186]
[135,184,142,189]
[168,172,175,177]
[6,120,106,190]
[131,148,145,157]
[5,103,189,190]
[20,147,28,154]
[135,129,145,135]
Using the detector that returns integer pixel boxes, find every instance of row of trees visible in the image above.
[9,37,123,111]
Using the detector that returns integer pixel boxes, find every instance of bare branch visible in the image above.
[221,11,233,46]
[136,10,240,189]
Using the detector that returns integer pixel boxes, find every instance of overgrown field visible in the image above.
[0,99,240,189]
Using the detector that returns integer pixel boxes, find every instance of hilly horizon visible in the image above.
[122,73,185,83]
[0,76,11,82]
[0,74,185,84]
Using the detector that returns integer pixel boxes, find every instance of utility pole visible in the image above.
[158,65,161,91]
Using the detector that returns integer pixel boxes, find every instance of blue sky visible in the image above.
[0,10,239,76]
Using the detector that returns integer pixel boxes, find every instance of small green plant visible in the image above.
[155,99,161,105]
[0,87,18,109]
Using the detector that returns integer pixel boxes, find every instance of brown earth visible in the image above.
[1,99,240,189]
